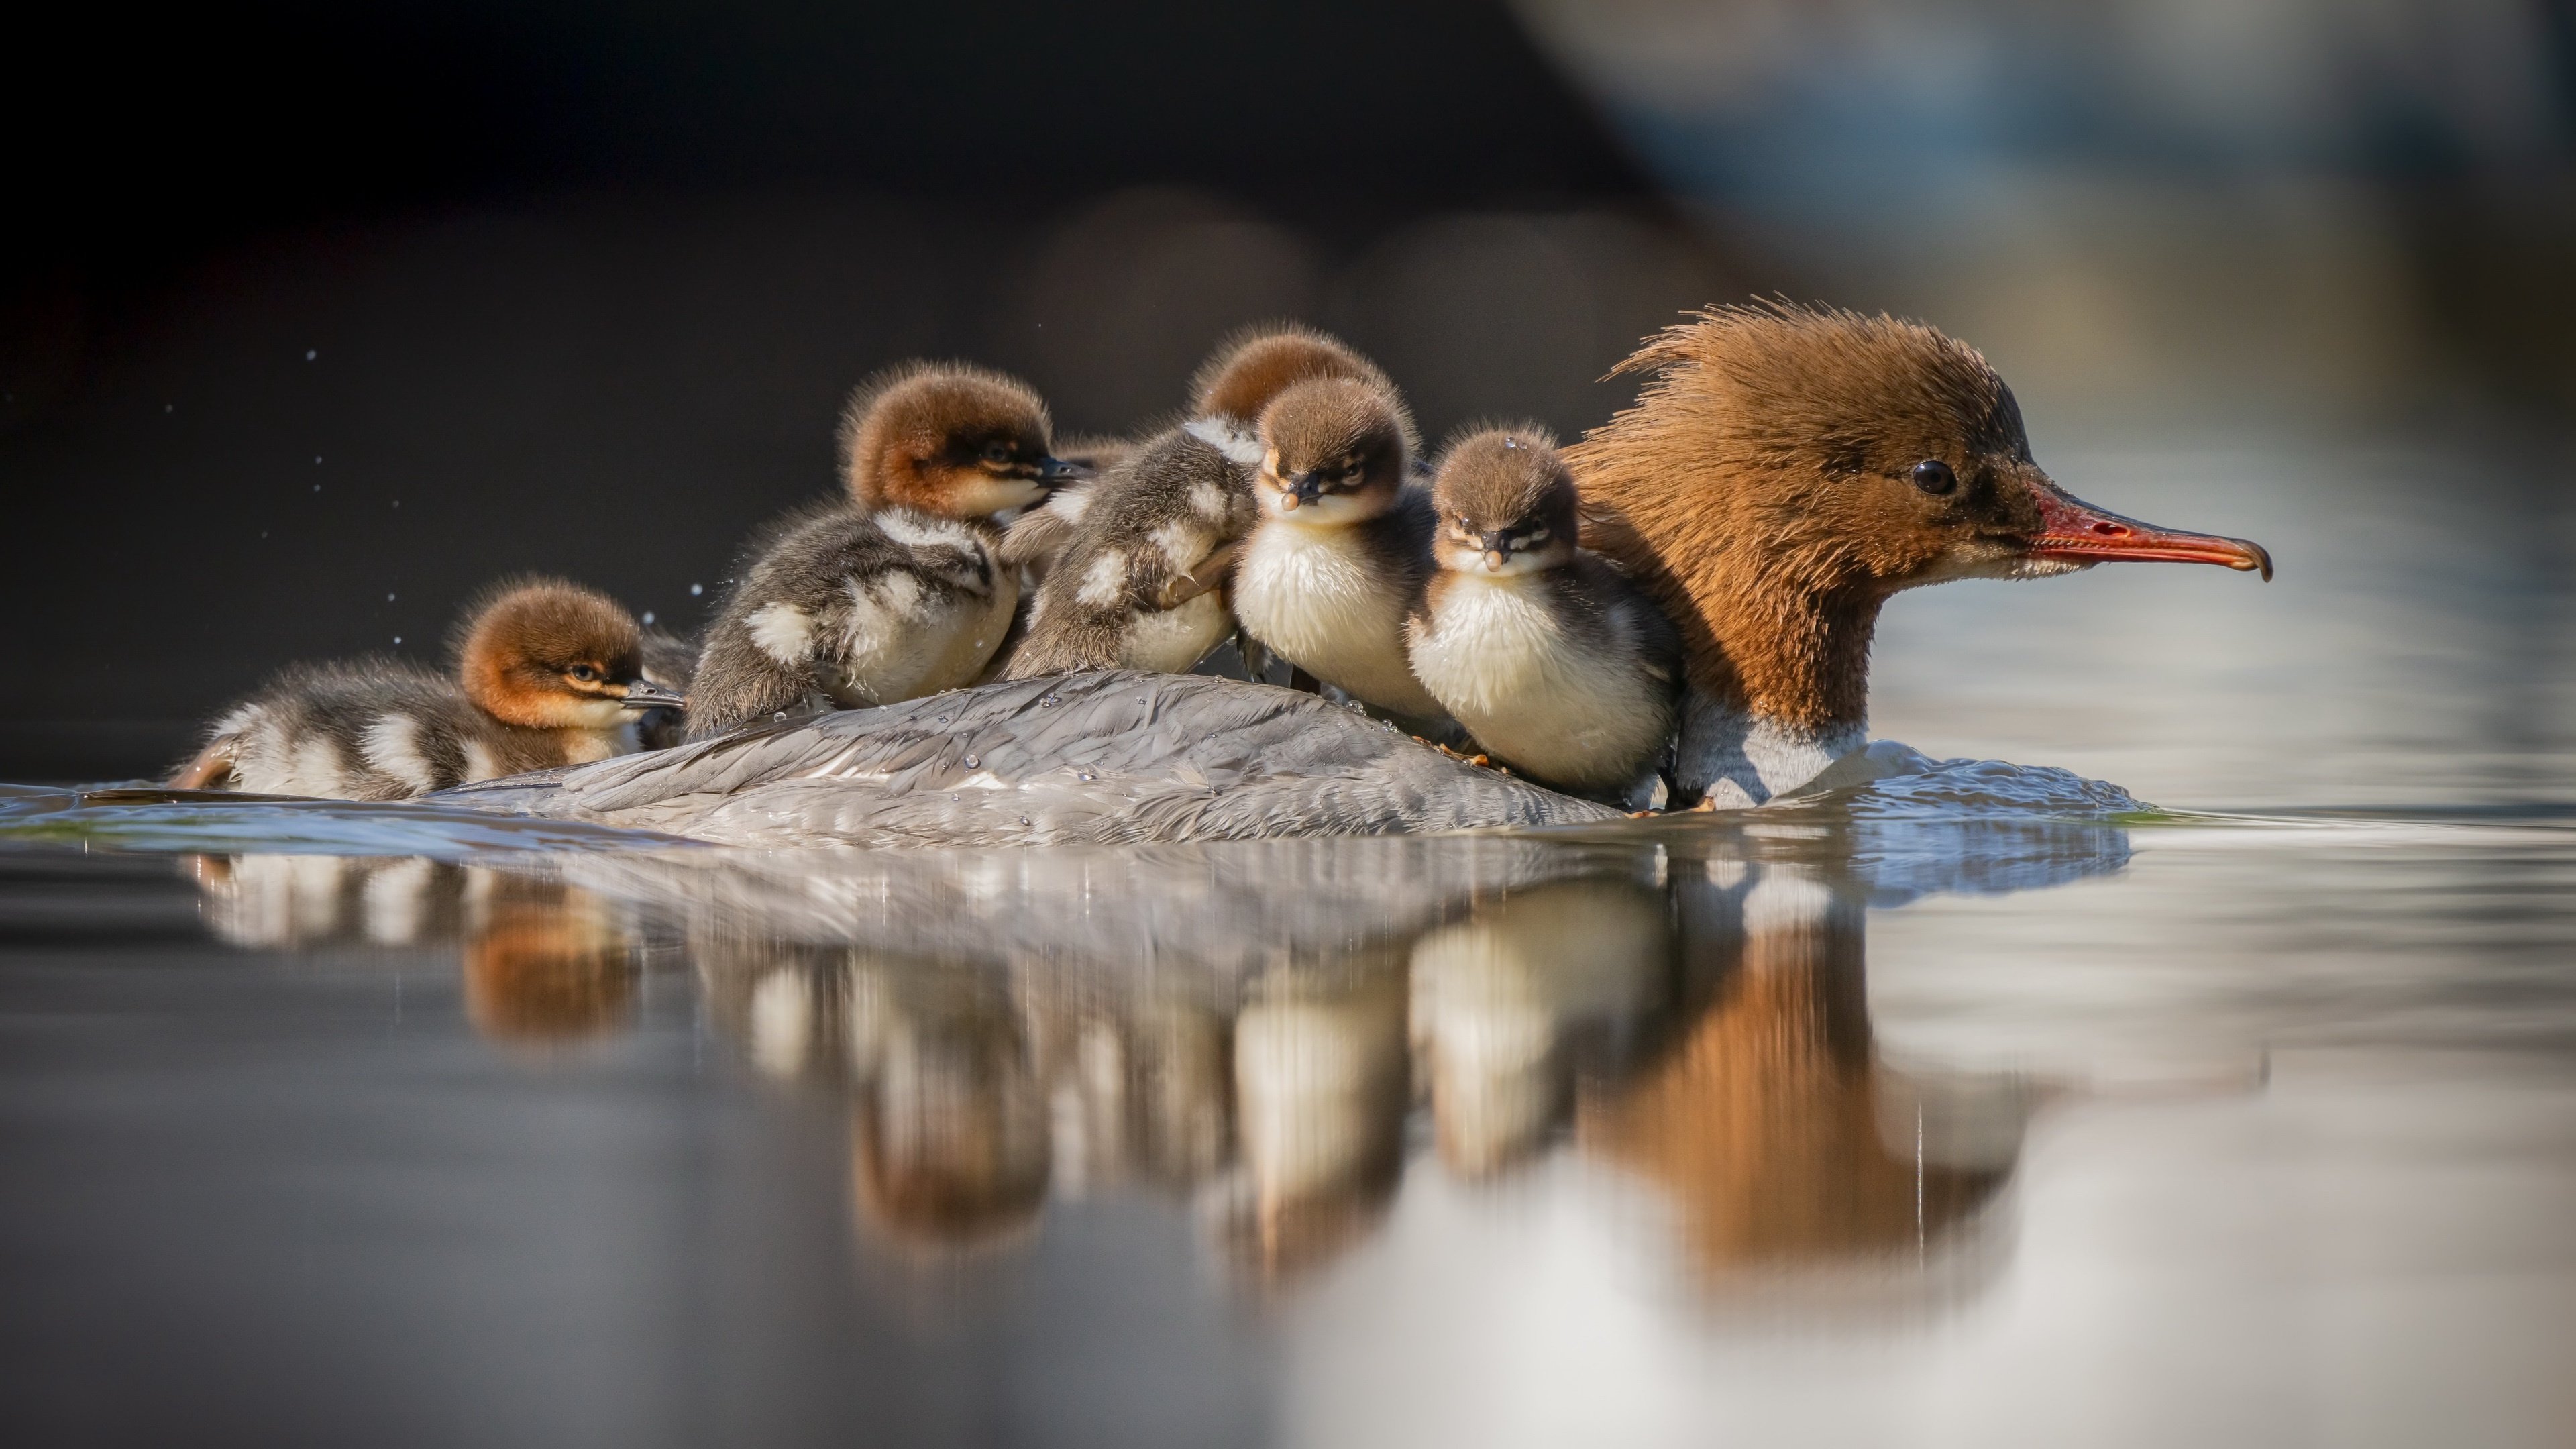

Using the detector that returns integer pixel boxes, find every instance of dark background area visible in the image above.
[9,0,2575,782]
[1,0,1749,779]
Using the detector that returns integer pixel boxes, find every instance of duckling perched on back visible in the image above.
[1230,375,1446,720]
[1405,427,1680,798]
[171,578,682,798]
[687,362,1083,738]
[1002,325,1391,680]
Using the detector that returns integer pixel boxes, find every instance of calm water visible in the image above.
[3,433,2572,1447]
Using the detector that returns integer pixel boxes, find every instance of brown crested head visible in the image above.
[1253,376,1417,526]
[1567,303,2271,726]
[1430,425,1580,575]
[839,361,1075,519]
[1191,323,1395,427]
[453,578,656,730]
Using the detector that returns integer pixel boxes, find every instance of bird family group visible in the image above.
[176,305,2272,816]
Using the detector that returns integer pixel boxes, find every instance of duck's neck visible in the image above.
[1577,490,1881,807]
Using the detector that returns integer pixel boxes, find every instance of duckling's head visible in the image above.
[1254,377,1417,527]
[1430,426,1580,576]
[454,578,682,730]
[1193,323,1395,428]
[839,362,1082,519]
[1572,303,2272,597]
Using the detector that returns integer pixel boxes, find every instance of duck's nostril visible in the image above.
[2093,521,2128,537]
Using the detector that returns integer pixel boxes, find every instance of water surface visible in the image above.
[3,432,2571,1447]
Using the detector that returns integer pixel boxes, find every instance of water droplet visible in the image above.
[689,583,703,596]
[163,403,173,413]
[392,636,402,645]
[1040,693,1060,707]
[1019,816,1032,827]
[963,754,981,769]
[314,455,323,465]
[641,610,655,626]
[773,712,787,720]
[385,592,394,602]
[1075,771,1093,782]
[311,484,320,492]
[936,716,949,725]
[304,349,316,361]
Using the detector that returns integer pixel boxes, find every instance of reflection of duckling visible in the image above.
[846,961,1052,1253]
[462,879,639,1044]
[1232,377,1444,718]
[1405,427,1680,798]
[1226,965,1410,1282]
[1003,327,1389,680]
[687,364,1084,737]
[171,578,682,798]
[1410,880,1670,1177]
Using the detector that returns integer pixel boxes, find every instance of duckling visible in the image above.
[1404,427,1680,798]
[997,433,1136,587]
[170,578,682,798]
[686,362,1083,739]
[1003,325,1393,680]
[1229,375,1447,719]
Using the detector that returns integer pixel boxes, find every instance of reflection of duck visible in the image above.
[443,306,2267,844]
[1581,866,2018,1272]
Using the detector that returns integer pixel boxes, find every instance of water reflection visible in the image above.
[191,854,646,1045]
[175,810,2125,1298]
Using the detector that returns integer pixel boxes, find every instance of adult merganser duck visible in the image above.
[1568,303,2269,806]
[684,362,1085,737]
[173,578,684,798]
[437,303,2267,843]
[1001,325,1391,680]
[1405,425,1682,800]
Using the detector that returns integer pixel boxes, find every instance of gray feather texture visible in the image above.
[437,672,1622,845]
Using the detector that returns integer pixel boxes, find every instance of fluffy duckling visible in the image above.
[1004,325,1393,680]
[170,579,682,798]
[686,362,1083,738]
[1404,427,1680,797]
[997,433,1136,587]
[1229,375,1446,718]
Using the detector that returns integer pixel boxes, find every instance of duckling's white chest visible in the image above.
[1407,573,1667,790]
[1235,523,1441,716]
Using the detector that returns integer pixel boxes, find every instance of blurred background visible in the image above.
[5,0,2573,793]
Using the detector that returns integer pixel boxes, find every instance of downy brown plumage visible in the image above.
[688,362,1085,737]
[1566,301,2271,806]
[170,578,683,798]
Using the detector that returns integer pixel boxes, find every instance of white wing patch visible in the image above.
[1183,416,1265,466]
[1148,519,1203,570]
[877,508,976,551]
[1188,480,1231,519]
[460,740,503,783]
[1075,551,1128,608]
[358,713,437,792]
[747,602,814,665]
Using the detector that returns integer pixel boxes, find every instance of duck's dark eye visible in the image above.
[981,441,1014,464]
[567,664,600,683]
[1911,459,1958,495]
